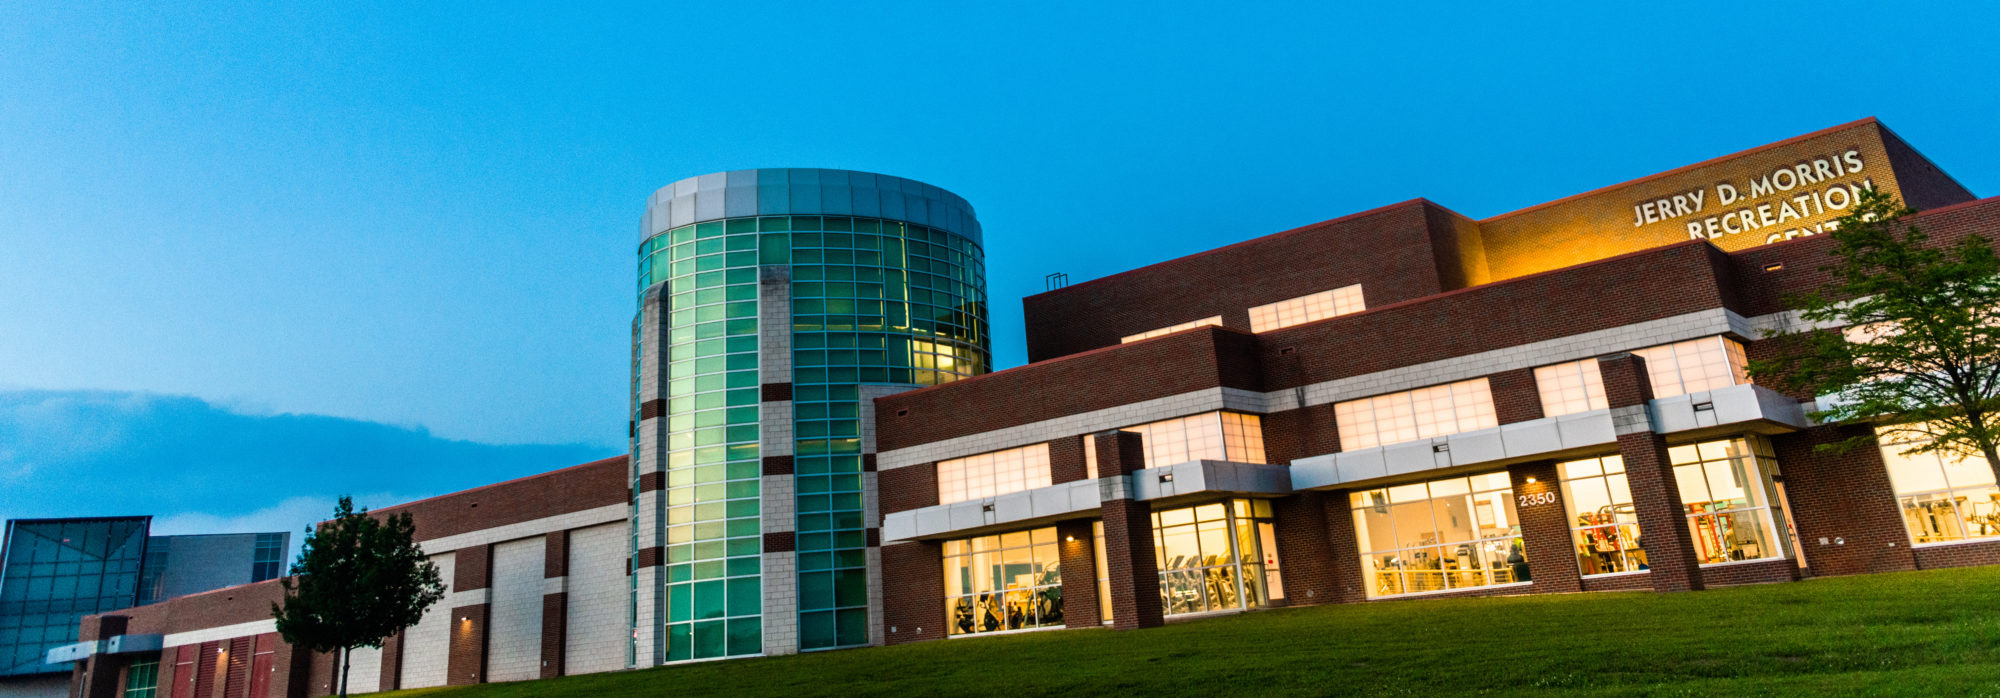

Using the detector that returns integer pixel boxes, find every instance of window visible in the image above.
[1152,500,1281,616]
[1632,336,1749,398]
[1876,427,2000,545]
[1557,455,1647,576]
[1534,359,1609,418]
[1248,285,1365,332]
[123,660,159,698]
[1083,412,1266,477]
[944,528,1062,636]
[1240,282,1368,332]
[1670,437,1792,565]
[1121,316,1223,343]
[251,533,285,582]
[1334,379,1497,451]
[937,444,1052,504]
[1350,472,1526,598]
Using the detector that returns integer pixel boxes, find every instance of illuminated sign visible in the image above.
[1630,149,1875,245]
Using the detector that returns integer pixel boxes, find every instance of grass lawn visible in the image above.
[378,566,2000,697]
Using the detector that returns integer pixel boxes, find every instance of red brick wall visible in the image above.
[369,455,628,544]
[1770,426,1916,577]
[1050,436,1088,483]
[1055,519,1100,628]
[1879,124,1977,212]
[1725,197,2000,317]
[454,545,491,592]
[1260,404,1339,466]
[876,327,1262,451]
[1489,368,1545,425]
[1022,199,1453,362]
[377,632,402,693]
[1913,539,2000,570]
[1269,492,1338,606]
[1615,431,1704,592]
[1700,559,1800,586]
[877,463,938,516]
[1508,460,1580,593]
[446,603,487,686]
[540,592,567,679]
[1099,498,1162,631]
[880,541,944,645]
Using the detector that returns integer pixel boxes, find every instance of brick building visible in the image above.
[56,117,2000,696]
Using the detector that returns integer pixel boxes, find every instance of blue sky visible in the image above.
[2,2,1997,540]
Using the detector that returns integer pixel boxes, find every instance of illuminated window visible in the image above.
[1334,379,1497,451]
[1121,316,1223,343]
[1083,412,1267,477]
[1557,455,1646,576]
[1876,426,2000,546]
[937,443,1053,504]
[1534,359,1608,417]
[123,661,159,698]
[1092,521,1112,623]
[1248,285,1364,332]
[944,528,1063,636]
[1153,499,1281,616]
[1670,437,1793,565]
[1632,336,1749,398]
[1350,472,1525,598]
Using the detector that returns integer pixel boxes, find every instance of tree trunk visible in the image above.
[1981,442,2000,489]
[340,646,351,698]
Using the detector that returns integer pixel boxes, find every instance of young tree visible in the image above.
[1749,188,2000,480]
[272,496,445,698]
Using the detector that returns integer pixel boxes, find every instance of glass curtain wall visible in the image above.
[0,518,148,677]
[1350,473,1526,598]
[640,213,989,655]
[1670,437,1792,565]
[943,528,1062,636]
[1151,499,1281,617]
[1877,427,2000,544]
[1558,455,1648,575]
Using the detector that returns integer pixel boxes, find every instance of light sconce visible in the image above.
[1525,476,1537,484]
[1065,535,1076,542]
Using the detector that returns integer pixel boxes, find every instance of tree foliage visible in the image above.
[1749,188,2000,476]
[272,496,444,697]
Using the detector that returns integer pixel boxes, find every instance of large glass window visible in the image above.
[0,518,148,678]
[1670,437,1792,565]
[1351,473,1526,598]
[1535,359,1609,418]
[1633,336,1749,398]
[251,533,286,582]
[1248,285,1365,332]
[1152,499,1282,616]
[1876,427,2000,545]
[1558,455,1648,576]
[1121,316,1223,343]
[124,660,159,698]
[944,528,1062,636]
[1334,379,1497,451]
[937,444,1053,505]
[1083,412,1266,478]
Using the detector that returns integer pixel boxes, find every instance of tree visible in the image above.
[272,496,445,698]
[1749,187,2000,481]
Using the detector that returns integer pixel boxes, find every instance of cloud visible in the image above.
[0,390,620,535]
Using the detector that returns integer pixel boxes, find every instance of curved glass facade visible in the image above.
[635,199,988,661]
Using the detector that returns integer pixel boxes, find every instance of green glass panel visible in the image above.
[726,556,759,577]
[727,617,762,656]
[695,221,723,239]
[836,608,868,646]
[726,577,760,617]
[693,580,726,620]
[725,218,757,234]
[758,216,790,232]
[799,611,835,649]
[693,619,727,659]
[668,583,690,622]
[667,623,692,661]
[799,571,831,609]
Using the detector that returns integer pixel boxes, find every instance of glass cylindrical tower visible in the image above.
[630,169,989,664]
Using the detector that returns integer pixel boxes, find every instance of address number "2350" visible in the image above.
[1516,492,1557,507]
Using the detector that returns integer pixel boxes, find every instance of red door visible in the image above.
[172,645,197,698]
[249,652,274,698]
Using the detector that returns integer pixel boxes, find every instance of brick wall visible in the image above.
[880,541,944,645]
[1269,492,1338,606]
[1913,539,2000,570]
[1770,426,1916,577]
[1260,404,1339,466]
[1023,199,1454,361]
[876,327,1262,451]
[370,456,628,543]
[1489,368,1544,425]
[446,602,488,686]
[1507,460,1580,593]
[1055,519,1100,628]
[877,462,938,516]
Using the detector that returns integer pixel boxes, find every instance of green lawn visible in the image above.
[380,567,2000,697]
